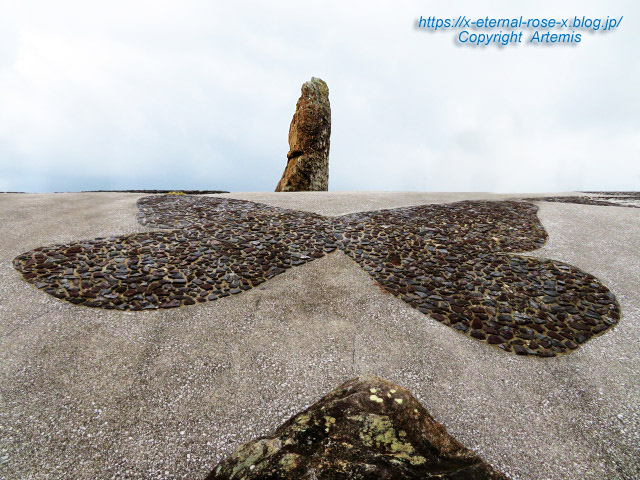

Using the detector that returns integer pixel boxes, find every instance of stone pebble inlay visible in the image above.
[523,194,640,209]
[13,195,620,357]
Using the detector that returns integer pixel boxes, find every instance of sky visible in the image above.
[0,0,638,193]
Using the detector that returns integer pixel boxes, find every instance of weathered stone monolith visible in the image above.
[205,376,510,480]
[275,77,330,192]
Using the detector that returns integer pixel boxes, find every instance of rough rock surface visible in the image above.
[275,77,330,192]
[205,376,510,480]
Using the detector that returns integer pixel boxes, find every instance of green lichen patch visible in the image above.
[205,376,510,479]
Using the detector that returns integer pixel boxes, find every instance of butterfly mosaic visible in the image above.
[14,195,620,357]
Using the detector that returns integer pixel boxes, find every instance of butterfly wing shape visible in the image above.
[13,195,334,310]
[334,201,620,357]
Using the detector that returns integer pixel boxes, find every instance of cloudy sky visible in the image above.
[0,0,638,193]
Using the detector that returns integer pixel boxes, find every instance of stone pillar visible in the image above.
[275,77,331,192]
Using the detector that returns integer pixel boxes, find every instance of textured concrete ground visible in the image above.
[0,192,638,480]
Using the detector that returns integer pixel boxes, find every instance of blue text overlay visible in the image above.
[417,15,623,46]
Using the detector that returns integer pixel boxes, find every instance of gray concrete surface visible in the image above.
[215,190,587,216]
[0,192,638,480]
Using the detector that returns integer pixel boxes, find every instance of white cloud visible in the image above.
[0,0,638,192]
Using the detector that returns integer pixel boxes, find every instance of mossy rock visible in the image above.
[205,376,510,479]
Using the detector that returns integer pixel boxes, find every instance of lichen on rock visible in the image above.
[205,376,510,479]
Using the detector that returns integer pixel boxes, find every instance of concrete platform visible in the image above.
[0,192,638,480]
